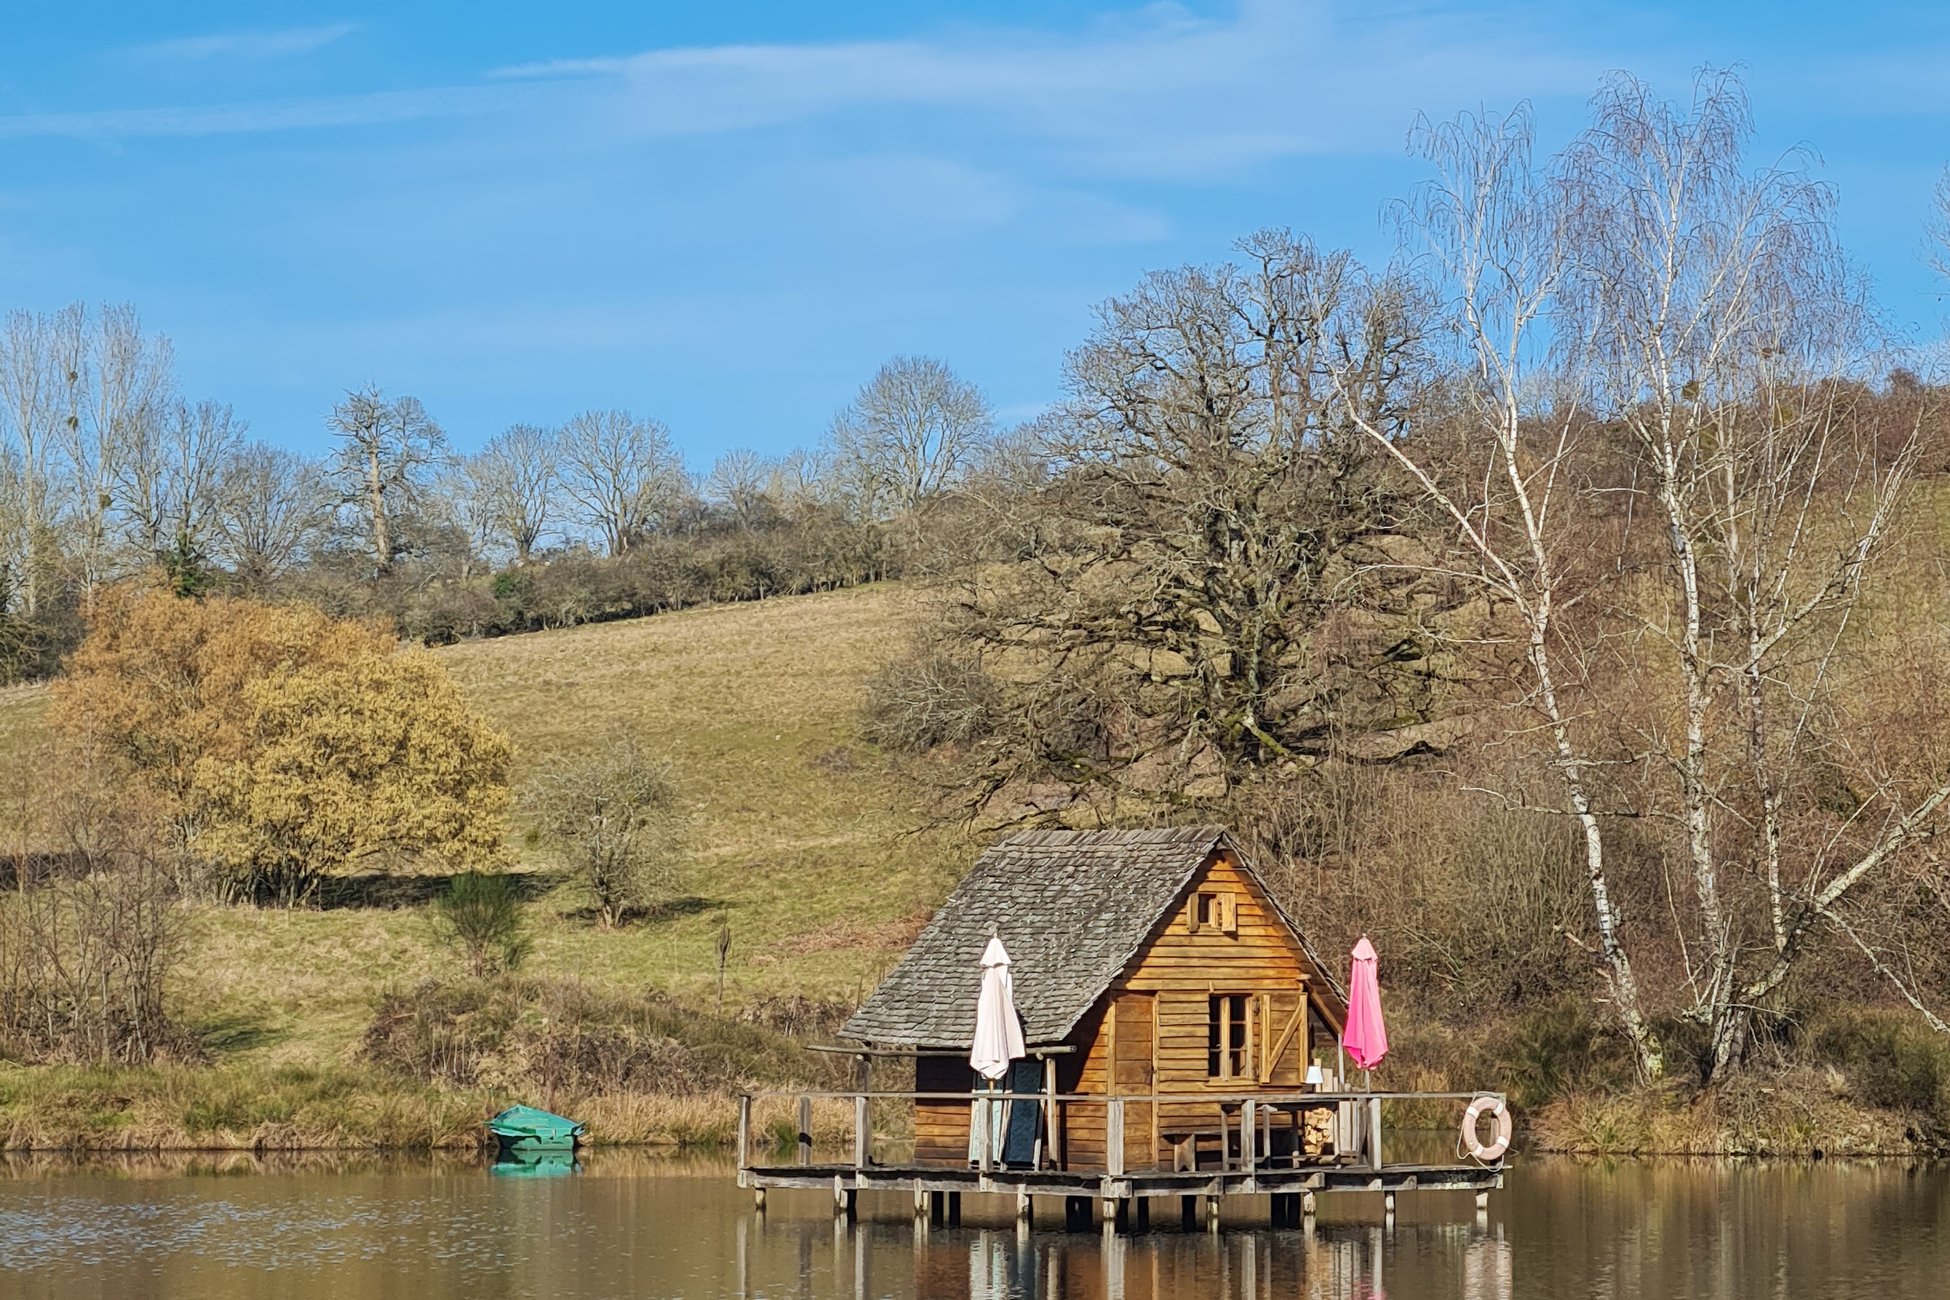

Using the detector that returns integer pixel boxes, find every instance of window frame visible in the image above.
[1205,992,1255,1082]
[1189,890,1239,936]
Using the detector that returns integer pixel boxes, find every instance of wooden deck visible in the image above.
[739,1160,1503,1197]
[736,1088,1506,1227]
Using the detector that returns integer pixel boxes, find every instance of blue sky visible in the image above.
[3,1,1948,462]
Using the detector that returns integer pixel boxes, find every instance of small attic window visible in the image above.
[1189,892,1237,935]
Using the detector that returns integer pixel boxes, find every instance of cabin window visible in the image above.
[1189,892,1238,936]
[1207,994,1253,1080]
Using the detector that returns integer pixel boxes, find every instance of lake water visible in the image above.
[0,1150,1944,1298]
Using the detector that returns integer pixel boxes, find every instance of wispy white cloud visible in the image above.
[9,2,1621,166]
[489,0,1621,176]
[124,22,359,64]
[0,85,528,140]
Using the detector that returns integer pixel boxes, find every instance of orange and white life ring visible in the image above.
[1461,1095,1512,1162]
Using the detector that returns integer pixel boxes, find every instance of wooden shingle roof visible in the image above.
[841,826,1347,1049]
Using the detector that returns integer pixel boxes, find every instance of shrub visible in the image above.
[528,736,682,927]
[1501,996,1636,1109]
[861,645,999,752]
[0,787,194,1066]
[1814,1013,1950,1127]
[431,873,531,977]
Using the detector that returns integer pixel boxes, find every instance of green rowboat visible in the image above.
[486,1105,586,1154]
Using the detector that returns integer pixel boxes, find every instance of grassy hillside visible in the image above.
[0,584,972,1146]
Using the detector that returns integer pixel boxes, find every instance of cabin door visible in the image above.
[1109,991,1155,1172]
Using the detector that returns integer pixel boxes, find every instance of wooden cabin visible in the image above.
[840,826,1351,1175]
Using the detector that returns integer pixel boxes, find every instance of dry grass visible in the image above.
[1531,1070,1932,1156]
[0,1064,864,1152]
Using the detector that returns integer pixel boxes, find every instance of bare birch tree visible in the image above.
[1328,102,1663,1078]
[1336,73,1941,1082]
[556,409,684,556]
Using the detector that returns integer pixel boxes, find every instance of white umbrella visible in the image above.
[968,935,1026,1167]
[969,935,1026,1081]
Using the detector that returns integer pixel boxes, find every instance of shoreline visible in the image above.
[3,1063,1943,1160]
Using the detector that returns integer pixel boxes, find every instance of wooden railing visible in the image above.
[736,1088,1505,1178]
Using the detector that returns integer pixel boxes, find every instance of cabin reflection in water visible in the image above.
[734,1214,1513,1300]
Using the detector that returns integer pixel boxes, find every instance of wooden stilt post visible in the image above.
[736,1094,752,1175]
[1205,1194,1221,1232]
[1475,1190,1491,1211]
[1016,1187,1032,1225]
[1301,1191,1316,1218]
[754,1186,768,1213]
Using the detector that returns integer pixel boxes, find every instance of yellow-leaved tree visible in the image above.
[49,584,513,903]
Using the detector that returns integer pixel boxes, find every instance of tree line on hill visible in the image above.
[0,336,1000,681]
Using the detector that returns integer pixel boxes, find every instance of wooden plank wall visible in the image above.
[1080,851,1323,1171]
[914,1055,971,1166]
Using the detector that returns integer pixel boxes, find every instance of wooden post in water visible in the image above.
[853,1094,870,1169]
[1368,1096,1383,1171]
[736,1094,752,1173]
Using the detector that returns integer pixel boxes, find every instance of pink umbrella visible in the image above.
[1344,936,1389,1072]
